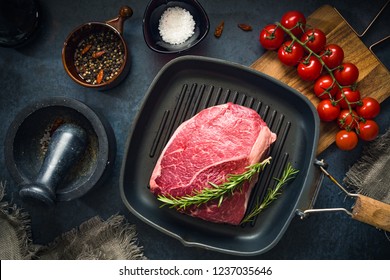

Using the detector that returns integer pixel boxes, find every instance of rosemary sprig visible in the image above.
[157,156,272,210]
[240,163,299,224]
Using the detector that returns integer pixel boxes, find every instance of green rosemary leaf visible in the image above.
[157,156,272,210]
[240,163,299,224]
[218,195,224,207]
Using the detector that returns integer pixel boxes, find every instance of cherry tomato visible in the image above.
[317,100,340,122]
[358,120,379,141]
[336,130,358,151]
[259,24,285,50]
[335,88,361,109]
[356,97,380,119]
[320,44,344,69]
[280,11,306,37]
[337,109,359,130]
[313,75,339,99]
[278,40,304,66]
[300,28,326,54]
[333,62,359,86]
[297,56,323,81]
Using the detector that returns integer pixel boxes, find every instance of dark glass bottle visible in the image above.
[0,0,40,47]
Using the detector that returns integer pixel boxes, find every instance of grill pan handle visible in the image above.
[297,160,390,232]
[352,194,390,232]
[295,159,327,215]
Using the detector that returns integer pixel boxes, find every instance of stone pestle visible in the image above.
[19,123,88,206]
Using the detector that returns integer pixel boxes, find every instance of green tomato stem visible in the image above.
[275,21,359,130]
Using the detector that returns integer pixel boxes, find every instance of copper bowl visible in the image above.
[62,6,133,90]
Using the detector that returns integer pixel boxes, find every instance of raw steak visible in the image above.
[149,102,277,225]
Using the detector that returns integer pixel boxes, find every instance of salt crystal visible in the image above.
[158,6,196,45]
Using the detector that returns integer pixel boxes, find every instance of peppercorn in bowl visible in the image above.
[143,0,209,54]
[62,6,133,90]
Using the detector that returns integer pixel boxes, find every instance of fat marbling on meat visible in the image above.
[149,102,277,225]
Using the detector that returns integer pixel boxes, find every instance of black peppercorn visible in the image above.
[74,30,124,85]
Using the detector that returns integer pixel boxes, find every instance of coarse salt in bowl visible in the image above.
[143,0,210,54]
[158,7,196,45]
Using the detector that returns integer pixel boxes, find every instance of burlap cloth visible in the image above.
[344,129,390,204]
[0,183,146,260]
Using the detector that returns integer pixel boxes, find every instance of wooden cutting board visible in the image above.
[250,5,390,155]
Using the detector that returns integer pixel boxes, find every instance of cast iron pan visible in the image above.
[120,55,320,256]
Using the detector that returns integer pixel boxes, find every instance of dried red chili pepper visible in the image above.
[49,118,65,135]
[238,23,253,31]
[96,69,104,84]
[92,50,106,58]
[81,44,92,55]
[214,21,224,38]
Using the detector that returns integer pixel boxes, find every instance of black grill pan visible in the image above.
[120,55,320,256]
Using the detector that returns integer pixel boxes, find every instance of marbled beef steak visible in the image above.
[149,102,277,225]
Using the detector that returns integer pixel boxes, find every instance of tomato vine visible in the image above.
[258,11,381,150]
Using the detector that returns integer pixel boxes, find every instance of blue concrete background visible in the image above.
[0,0,389,259]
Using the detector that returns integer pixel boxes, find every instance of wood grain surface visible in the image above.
[352,194,390,232]
[250,5,390,155]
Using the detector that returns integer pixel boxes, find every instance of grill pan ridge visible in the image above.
[120,55,320,255]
